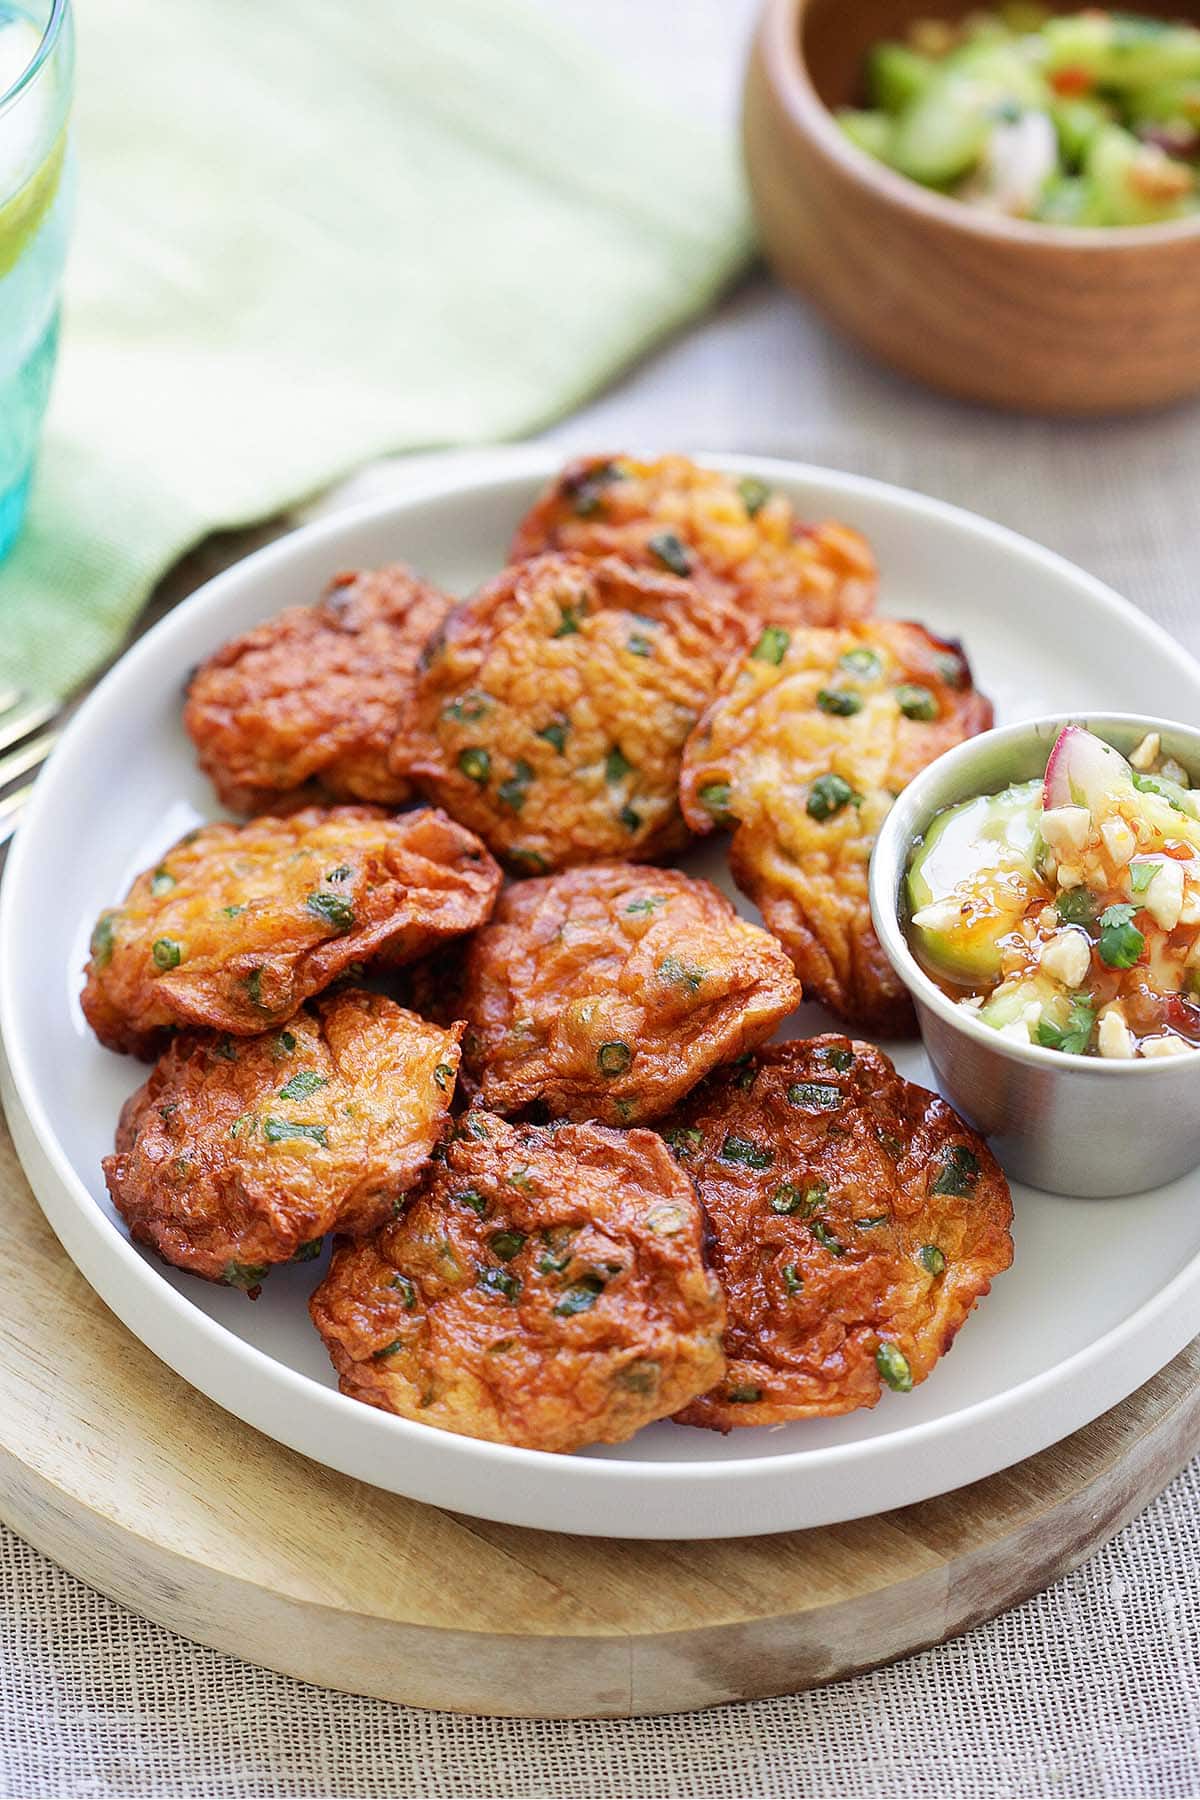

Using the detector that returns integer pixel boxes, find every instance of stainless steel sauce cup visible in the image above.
[870,714,1200,1197]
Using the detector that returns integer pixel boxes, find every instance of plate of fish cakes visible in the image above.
[4,449,1200,1538]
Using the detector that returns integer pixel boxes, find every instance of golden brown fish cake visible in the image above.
[659,1037,1013,1430]
[439,862,802,1126]
[390,552,747,874]
[680,620,993,1034]
[309,1111,726,1452]
[81,805,501,1058]
[509,454,878,631]
[183,564,454,814]
[104,990,462,1290]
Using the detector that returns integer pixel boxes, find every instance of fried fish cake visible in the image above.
[681,620,993,1034]
[509,454,878,631]
[183,565,455,815]
[104,990,462,1290]
[309,1111,726,1452]
[390,552,747,874]
[82,806,501,1058]
[660,1037,1012,1430]
[437,863,802,1126]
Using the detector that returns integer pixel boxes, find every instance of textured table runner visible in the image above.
[1,1468,1196,1800]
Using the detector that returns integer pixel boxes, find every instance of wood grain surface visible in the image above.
[0,1116,1196,1718]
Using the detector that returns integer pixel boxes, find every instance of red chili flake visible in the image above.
[1050,66,1092,96]
[1165,993,1200,1039]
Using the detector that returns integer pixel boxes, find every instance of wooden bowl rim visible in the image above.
[760,0,1200,252]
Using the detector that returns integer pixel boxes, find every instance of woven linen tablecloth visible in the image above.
[3,0,1200,1793]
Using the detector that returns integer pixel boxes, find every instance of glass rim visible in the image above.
[0,0,70,113]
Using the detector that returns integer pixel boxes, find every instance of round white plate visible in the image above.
[4,450,1200,1541]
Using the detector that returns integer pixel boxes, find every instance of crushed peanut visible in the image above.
[1041,806,1090,855]
[1100,817,1136,866]
[1038,929,1091,989]
[1098,1007,1135,1060]
[1140,1035,1191,1059]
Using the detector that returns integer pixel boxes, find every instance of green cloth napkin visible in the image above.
[0,0,753,699]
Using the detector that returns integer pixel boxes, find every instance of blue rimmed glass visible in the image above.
[0,0,72,562]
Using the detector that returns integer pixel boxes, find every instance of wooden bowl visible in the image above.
[743,0,1200,414]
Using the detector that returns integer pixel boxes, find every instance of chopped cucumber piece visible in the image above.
[978,981,1037,1031]
[1051,94,1112,166]
[838,108,893,160]
[907,780,1045,986]
[948,40,1048,99]
[888,47,1046,186]
[1042,14,1200,91]
[1129,768,1200,822]
[888,73,999,184]
[1034,171,1092,223]
[1083,122,1195,227]
[1126,76,1200,129]
[869,42,937,114]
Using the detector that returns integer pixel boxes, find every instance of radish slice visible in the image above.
[1043,726,1131,814]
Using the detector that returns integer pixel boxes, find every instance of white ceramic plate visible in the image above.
[5,450,1200,1541]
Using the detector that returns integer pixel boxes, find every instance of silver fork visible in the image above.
[0,686,58,851]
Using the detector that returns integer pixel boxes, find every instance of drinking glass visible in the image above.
[0,0,72,561]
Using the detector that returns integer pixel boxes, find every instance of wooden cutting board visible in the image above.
[0,1116,1196,1720]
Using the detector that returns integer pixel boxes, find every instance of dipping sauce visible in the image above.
[906,725,1200,1059]
[838,7,1200,226]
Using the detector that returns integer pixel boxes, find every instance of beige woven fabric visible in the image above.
[0,1462,1197,1799]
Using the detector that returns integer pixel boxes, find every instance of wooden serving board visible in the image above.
[1,1118,1197,1720]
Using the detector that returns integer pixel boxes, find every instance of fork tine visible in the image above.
[0,729,56,791]
[0,782,33,849]
[0,693,58,853]
[0,695,55,756]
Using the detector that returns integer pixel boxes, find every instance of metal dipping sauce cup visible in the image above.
[870,714,1200,1198]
